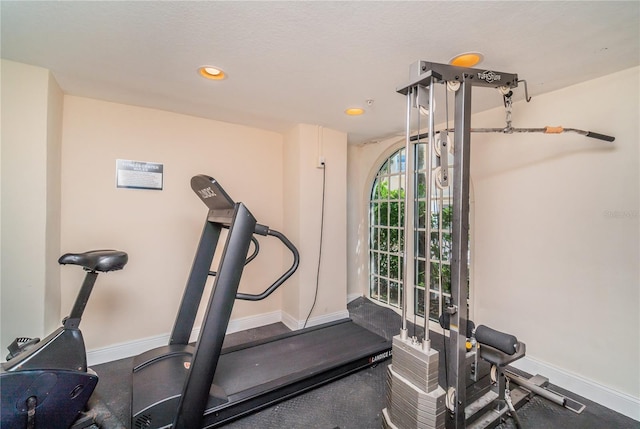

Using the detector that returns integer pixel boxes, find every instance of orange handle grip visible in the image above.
[544,126,564,134]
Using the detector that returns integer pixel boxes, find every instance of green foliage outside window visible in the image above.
[370,145,463,322]
[370,179,405,307]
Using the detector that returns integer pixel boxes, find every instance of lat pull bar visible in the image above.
[471,126,615,142]
[410,126,615,143]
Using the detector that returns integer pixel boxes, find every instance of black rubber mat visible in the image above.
[92,297,639,428]
[222,358,391,429]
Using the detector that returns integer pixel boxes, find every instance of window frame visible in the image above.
[369,149,406,309]
[367,142,472,327]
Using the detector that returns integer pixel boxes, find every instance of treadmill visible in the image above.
[131,175,391,429]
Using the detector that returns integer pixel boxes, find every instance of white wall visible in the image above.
[1,60,63,347]
[471,67,639,404]
[45,71,64,332]
[347,137,404,302]
[60,96,285,350]
[2,61,351,363]
[282,124,348,327]
[347,67,639,416]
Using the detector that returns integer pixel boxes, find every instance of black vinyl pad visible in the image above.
[475,325,518,355]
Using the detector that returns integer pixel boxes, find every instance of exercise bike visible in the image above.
[1,250,128,429]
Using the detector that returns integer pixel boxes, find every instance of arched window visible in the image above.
[369,142,460,322]
[369,148,405,309]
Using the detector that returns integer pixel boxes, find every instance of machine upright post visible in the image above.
[401,87,412,341]
[173,203,257,429]
[449,78,472,429]
[170,220,221,345]
[422,78,436,350]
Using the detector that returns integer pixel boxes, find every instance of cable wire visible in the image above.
[303,162,326,328]
[443,85,450,389]
[413,99,420,340]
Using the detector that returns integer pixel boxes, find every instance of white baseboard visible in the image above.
[281,309,350,330]
[87,310,282,366]
[347,293,362,303]
[280,311,299,331]
[186,310,283,343]
[511,355,640,421]
[87,333,169,366]
[87,309,353,367]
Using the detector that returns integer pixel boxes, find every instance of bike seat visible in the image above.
[58,250,128,272]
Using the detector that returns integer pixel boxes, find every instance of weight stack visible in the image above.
[382,336,446,429]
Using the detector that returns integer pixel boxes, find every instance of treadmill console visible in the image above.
[191,175,236,224]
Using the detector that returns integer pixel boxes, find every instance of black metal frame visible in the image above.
[174,176,259,428]
[397,61,518,95]
[174,203,257,428]
[132,175,259,428]
[132,175,390,429]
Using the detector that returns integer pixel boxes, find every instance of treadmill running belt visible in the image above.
[203,319,391,427]
[215,320,387,394]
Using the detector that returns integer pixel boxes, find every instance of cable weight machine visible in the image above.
[382,61,597,429]
[409,78,616,143]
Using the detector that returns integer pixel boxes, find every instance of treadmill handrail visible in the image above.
[208,236,260,277]
[236,228,299,301]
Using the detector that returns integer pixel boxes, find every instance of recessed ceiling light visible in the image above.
[449,52,484,68]
[198,66,226,80]
[345,107,365,116]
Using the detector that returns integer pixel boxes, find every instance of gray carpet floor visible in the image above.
[91,297,639,428]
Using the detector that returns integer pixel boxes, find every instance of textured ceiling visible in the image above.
[2,1,639,144]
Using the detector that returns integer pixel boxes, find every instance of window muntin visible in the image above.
[369,142,462,323]
[369,149,405,308]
